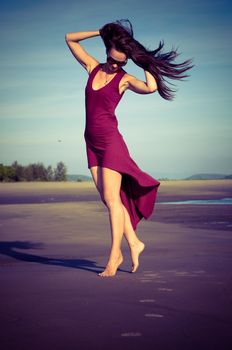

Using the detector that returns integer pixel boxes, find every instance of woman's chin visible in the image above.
[108,65,119,73]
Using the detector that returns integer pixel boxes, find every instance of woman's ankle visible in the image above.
[129,238,143,247]
[110,248,123,257]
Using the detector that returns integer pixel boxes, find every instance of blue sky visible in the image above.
[0,0,231,178]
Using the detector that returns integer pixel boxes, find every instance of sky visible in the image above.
[0,0,231,179]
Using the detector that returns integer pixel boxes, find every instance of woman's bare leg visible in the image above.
[90,166,104,197]
[97,166,125,277]
[121,204,145,273]
[90,166,145,274]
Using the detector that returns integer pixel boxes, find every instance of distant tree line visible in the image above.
[0,161,67,182]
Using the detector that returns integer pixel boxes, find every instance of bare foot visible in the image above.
[98,252,123,277]
[130,241,145,273]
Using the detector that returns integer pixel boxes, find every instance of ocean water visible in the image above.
[160,198,232,205]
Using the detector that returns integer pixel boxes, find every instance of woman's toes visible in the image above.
[131,265,139,273]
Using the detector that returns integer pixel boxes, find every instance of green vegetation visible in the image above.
[185,173,232,180]
[158,177,170,181]
[0,161,67,182]
[67,174,92,182]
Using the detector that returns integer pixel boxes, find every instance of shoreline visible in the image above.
[0,179,232,204]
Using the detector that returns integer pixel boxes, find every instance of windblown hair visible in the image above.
[100,19,194,100]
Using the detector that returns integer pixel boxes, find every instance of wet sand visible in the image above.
[0,180,232,350]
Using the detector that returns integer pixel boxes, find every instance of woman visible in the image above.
[65,19,194,277]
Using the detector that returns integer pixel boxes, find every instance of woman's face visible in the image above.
[106,48,128,73]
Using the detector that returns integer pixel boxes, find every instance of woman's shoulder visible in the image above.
[119,70,134,83]
[88,61,101,75]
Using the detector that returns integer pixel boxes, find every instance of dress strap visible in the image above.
[111,68,126,92]
[89,64,101,80]
[114,68,126,82]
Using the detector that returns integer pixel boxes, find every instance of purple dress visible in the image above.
[84,63,160,230]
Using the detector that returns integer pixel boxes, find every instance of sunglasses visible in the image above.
[107,56,128,67]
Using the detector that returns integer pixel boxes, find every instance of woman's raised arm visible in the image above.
[65,30,100,73]
[123,70,158,95]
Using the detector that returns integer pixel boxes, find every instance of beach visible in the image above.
[0,180,232,350]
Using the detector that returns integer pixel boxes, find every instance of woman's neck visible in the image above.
[101,63,121,75]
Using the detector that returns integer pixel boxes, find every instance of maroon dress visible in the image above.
[84,63,160,230]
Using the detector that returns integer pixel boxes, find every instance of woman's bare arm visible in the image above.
[123,70,158,94]
[65,31,100,73]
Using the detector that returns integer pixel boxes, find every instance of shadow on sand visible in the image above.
[0,241,128,275]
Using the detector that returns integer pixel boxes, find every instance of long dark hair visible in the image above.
[100,19,194,101]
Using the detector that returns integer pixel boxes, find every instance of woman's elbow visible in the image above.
[65,34,69,41]
[65,33,71,42]
[148,86,157,93]
[147,81,158,93]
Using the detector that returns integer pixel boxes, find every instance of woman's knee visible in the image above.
[100,192,107,206]
[103,190,121,208]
